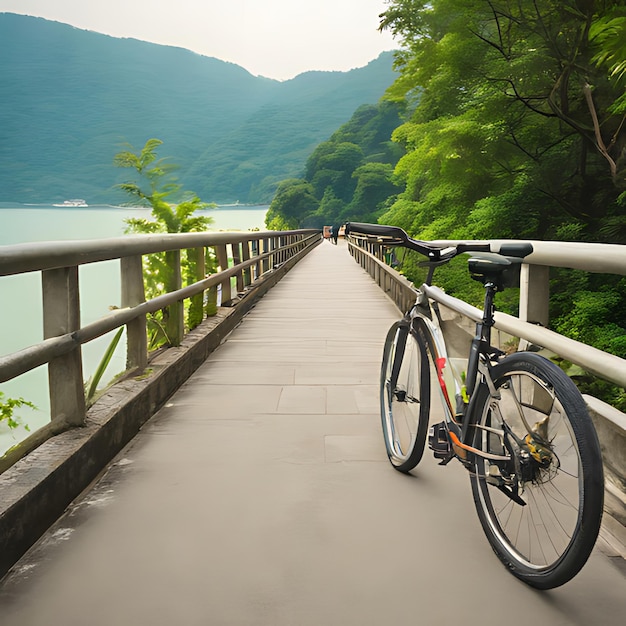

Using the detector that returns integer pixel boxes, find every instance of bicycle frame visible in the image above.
[346,220,533,465]
[408,278,510,466]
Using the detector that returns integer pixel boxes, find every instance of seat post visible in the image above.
[481,280,498,342]
[465,280,498,398]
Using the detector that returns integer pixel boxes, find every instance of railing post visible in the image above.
[187,246,206,328]
[251,239,260,281]
[232,242,244,293]
[121,255,147,371]
[261,238,270,274]
[242,239,252,288]
[42,266,85,426]
[216,244,232,305]
[519,264,550,326]
[269,237,276,269]
[165,250,184,346]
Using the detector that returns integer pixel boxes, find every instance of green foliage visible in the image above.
[317,188,346,225]
[265,179,319,229]
[380,0,626,242]
[0,391,35,432]
[310,142,364,201]
[350,162,399,221]
[115,139,217,348]
[551,274,626,359]
[590,10,626,86]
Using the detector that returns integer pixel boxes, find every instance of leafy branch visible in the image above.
[0,391,36,432]
[114,139,218,350]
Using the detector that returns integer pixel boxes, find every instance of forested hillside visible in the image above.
[265,101,405,229]
[0,13,396,204]
[267,0,626,407]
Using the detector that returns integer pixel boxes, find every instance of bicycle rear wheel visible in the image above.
[470,352,604,589]
[380,321,430,472]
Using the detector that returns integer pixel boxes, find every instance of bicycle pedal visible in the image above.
[428,421,453,464]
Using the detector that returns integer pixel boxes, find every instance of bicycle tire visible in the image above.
[380,321,430,472]
[470,352,604,589]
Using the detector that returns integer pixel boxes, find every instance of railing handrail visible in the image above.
[0,229,319,276]
[0,233,319,383]
[424,284,626,389]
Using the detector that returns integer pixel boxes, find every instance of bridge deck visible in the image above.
[1,240,624,624]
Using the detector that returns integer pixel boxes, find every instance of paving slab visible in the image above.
[0,239,624,625]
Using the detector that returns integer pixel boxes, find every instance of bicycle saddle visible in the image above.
[468,252,523,288]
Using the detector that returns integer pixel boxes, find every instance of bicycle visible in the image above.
[345,222,604,589]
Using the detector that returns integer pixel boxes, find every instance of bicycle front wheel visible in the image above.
[470,352,604,589]
[380,321,430,472]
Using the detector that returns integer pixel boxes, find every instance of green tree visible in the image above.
[318,188,346,224]
[310,142,363,202]
[347,162,401,222]
[114,139,216,347]
[265,179,319,230]
[331,103,407,164]
[590,9,626,104]
[379,0,626,240]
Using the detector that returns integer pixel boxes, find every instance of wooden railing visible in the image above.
[0,229,320,467]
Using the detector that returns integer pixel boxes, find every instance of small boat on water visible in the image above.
[52,199,88,207]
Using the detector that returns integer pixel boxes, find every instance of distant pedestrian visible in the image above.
[331,224,340,244]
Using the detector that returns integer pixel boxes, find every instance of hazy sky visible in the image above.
[0,0,397,81]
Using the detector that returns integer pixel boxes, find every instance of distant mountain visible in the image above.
[0,13,397,204]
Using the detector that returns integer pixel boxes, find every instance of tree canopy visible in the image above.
[377,0,626,406]
[379,0,626,243]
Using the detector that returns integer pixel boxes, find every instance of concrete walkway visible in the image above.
[1,240,624,625]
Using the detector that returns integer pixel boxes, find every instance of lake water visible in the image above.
[0,203,269,453]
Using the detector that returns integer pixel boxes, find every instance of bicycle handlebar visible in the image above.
[345,222,456,259]
[344,222,533,261]
[344,222,409,243]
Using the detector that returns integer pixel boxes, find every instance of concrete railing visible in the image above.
[347,234,626,528]
[0,229,321,470]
